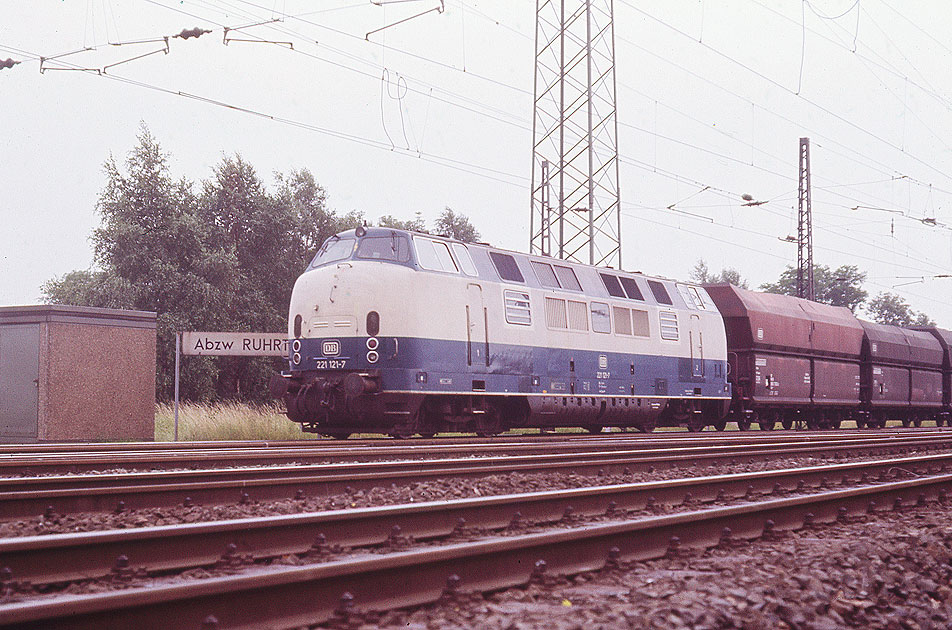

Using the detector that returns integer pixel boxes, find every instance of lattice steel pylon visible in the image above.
[530,0,621,268]
[797,137,815,301]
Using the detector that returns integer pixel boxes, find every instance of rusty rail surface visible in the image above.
[0,429,946,475]
[2,472,951,629]
[0,435,949,520]
[0,452,949,587]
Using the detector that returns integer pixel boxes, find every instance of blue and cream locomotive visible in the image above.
[271,226,732,438]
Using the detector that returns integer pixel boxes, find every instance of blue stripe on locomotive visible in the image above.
[292,336,730,399]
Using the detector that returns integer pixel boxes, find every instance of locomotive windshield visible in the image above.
[310,237,355,268]
[355,235,411,262]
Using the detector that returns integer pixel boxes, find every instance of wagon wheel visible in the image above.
[736,416,751,431]
[781,415,793,430]
[913,416,923,428]
[324,431,352,440]
[418,432,436,439]
[712,419,727,432]
[829,414,842,430]
[901,416,912,428]
[584,425,604,434]
[806,414,820,430]
[758,412,776,431]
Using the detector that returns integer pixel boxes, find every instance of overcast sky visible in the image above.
[2,1,951,326]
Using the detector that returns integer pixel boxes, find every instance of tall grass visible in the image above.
[154,401,320,441]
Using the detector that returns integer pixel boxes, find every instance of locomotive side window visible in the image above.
[619,276,644,301]
[531,261,560,288]
[659,310,679,340]
[414,237,458,272]
[632,309,650,337]
[356,235,411,262]
[590,302,611,333]
[490,252,525,282]
[545,297,568,329]
[504,290,532,325]
[451,243,478,276]
[613,306,633,336]
[600,273,625,298]
[647,280,673,305]
[567,300,589,331]
[554,265,582,291]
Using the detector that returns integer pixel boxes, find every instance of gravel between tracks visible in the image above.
[351,505,952,630]
[1,450,938,538]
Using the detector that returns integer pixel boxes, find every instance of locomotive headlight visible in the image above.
[292,339,302,353]
[292,352,302,365]
[366,350,379,363]
[366,337,379,350]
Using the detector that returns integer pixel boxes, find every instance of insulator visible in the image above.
[0,58,19,70]
[177,27,211,39]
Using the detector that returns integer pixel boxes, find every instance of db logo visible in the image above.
[322,340,341,356]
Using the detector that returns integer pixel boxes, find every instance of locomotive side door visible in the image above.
[466,283,488,370]
[689,314,704,378]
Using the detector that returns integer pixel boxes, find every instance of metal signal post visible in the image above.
[530,0,621,268]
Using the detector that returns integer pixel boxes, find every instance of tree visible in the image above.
[689,259,749,288]
[760,264,868,312]
[378,211,427,232]
[866,292,935,327]
[435,207,480,243]
[42,126,357,403]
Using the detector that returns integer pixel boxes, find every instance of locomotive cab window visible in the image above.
[310,237,355,268]
[490,252,525,283]
[356,235,411,262]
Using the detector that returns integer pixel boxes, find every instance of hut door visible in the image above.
[0,324,40,439]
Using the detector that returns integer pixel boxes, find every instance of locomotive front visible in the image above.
[271,227,425,438]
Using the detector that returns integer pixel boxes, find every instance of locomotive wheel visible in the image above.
[474,406,503,437]
[324,431,352,440]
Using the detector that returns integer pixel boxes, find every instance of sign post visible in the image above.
[173,332,289,441]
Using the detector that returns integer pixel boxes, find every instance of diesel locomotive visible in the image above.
[270,226,952,437]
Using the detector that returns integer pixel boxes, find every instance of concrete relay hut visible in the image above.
[0,305,156,442]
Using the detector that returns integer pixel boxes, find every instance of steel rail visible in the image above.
[0,435,948,521]
[0,452,949,586]
[0,430,945,475]
[2,473,951,629]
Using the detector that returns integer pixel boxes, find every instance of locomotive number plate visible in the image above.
[315,359,348,369]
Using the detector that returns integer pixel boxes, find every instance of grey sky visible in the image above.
[2,1,951,326]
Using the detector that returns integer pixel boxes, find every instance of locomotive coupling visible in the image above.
[343,373,379,399]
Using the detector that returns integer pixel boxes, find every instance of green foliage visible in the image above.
[377,207,480,243]
[760,264,868,312]
[435,207,481,243]
[866,292,935,327]
[689,259,749,288]
[41,125,351,402]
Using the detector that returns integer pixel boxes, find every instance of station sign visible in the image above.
[182,332,289,357]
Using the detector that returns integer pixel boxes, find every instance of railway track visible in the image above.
[3,466,951,629]
[1,451,949,587]
[1,433,949,519]
[0,429,946,475]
